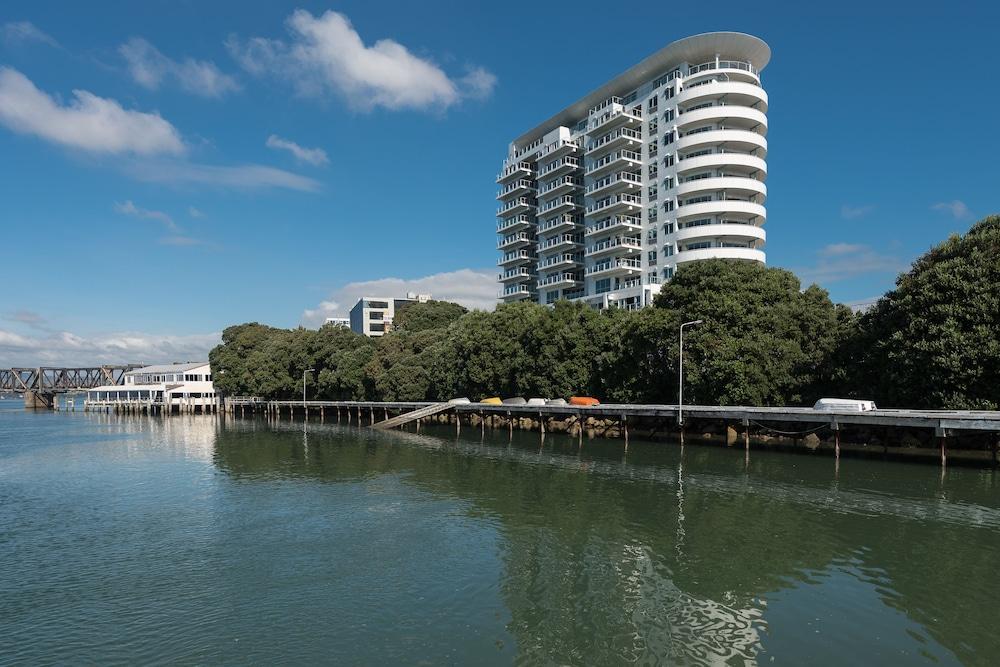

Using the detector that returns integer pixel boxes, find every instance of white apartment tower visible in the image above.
[496,32,769,309]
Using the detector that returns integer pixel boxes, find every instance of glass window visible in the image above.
[595,278,611,294]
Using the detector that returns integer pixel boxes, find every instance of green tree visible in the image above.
[651,259,850,406]
[852,214,1000,408]
[392,300,468,333]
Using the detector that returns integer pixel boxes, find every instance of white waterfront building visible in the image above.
[497,32,769,309]
[349,293,431,337]
[85,362,216,413]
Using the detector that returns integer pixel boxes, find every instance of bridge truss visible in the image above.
[0,366,141,394]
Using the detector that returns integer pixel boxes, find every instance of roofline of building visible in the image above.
[512,31,770,150]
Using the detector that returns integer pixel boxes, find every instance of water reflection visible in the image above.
[210,418,998,665]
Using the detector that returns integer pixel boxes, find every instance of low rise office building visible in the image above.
[349,293,431,336]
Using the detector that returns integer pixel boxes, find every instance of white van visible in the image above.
[813,398,877,412]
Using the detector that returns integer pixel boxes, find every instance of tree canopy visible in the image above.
[851,215,1000,408]
[208,216,999,409]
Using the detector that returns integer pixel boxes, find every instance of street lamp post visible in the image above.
[303,368,315,408]
[678,320,703,426]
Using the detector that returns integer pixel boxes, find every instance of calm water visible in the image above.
[2,403,999,665]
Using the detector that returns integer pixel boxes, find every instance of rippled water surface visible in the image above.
[2,403,999,665]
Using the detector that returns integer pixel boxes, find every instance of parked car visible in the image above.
[813,398,877,412]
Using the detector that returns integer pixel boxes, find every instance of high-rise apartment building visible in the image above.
[496,32,769,309]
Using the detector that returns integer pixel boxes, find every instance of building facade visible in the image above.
[496,32,769,309]
[85,362,216,412]
[348,293,431,337]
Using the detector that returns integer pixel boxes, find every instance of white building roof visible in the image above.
[126,362,209,375]
[513,32,770,149]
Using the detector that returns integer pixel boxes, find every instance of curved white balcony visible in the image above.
[586,258,642,278]
[675,129,767,155]
[685,60,761,85]
[585,214,641,238]
[675,106,767,132]
[496,214,533,234]
[586,149,642,178]
[674,223,766,244]
[674,81,768,112]
[538,213,583,235]
[676,176,767,199]
[496,178,537,201]
[497,232,533,250]
[585,236,642,258]
[497,161,533,184]
[586,193,642,216]
[676,200,766,221]
[676,152,767,177]
[674,247,766,264]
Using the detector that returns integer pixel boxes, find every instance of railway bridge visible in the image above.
[0,365,140,409]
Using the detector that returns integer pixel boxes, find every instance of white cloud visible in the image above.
[840,204,874,220]
[114,199,178,232]
[120,37,240,98]
[301,268,497,326]
[266,134,329,166]
[188,206,205,218]
[0,66,184,155]
[158,235,204,247]
[932,200,972,220]
[227,9,496,111]
[0,326,220,367]
[796,244,905,284]
[128,160,321,192]
[1,21,58,48]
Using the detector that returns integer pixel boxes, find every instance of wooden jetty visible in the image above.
[226,399,1000,467]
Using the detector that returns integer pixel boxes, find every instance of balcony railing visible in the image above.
[537,233,583,251]
[538,213,583,234]
[538,195,582,215]
[687,59,757,76]
[586,193,642,215]
[588,105,642,132]
[585,236,642,256]
[586,150,641,175]
[585,171,641,195]
[497,214,533,232]
[538,175,583,196]
[497,161,533,182]
[536,138,583,160]
[498,267,531,281]
[501,284,532,297]
[585,258,641,275]
[497,178,536,198]
[537,272,581,288]
[585,215,641,236]
[587,127,641,153]
[537,252,582,270]
[537,156,581,178]
[497,197,537,215]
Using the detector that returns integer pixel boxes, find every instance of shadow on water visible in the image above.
[210,416,1000,666]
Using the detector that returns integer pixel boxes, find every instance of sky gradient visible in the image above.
[1,0,997,365]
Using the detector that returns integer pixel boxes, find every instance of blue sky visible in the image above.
[1,0,997,365]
